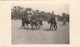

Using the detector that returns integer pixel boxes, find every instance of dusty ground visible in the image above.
[12,20,69,44]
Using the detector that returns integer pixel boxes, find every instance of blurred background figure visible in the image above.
[62,13,67,25]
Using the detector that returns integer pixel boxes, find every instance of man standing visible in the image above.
[49,11,57,30]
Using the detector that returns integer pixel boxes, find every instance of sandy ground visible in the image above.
[12,20,69,44]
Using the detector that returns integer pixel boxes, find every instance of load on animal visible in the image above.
[21,10,43,30]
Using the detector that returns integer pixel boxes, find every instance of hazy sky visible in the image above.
[12,1,69,16]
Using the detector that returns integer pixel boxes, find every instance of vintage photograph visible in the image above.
[11,3,69,44]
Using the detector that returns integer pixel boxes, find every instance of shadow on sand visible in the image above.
[18,27,40,31]
[18,27,56,31]
[43,28,56,31]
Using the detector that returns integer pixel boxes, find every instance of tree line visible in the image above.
[11,6,69,22]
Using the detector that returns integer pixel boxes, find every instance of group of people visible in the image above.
[21,11,67,31]
[21,11,43,30]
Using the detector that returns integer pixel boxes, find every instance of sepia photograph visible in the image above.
[11,2,69,44]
